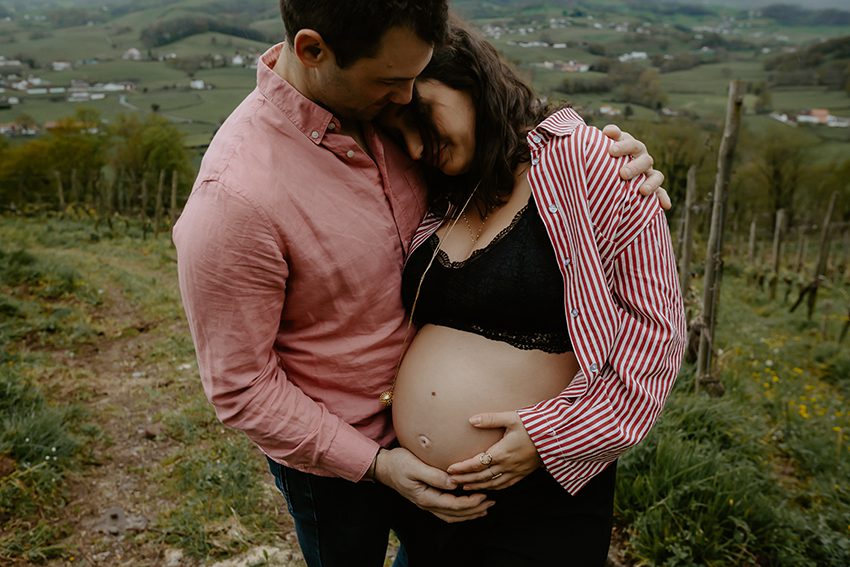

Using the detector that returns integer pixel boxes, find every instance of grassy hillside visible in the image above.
[1,212,847,565]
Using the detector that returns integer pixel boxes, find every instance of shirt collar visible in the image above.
[256,43,340,146]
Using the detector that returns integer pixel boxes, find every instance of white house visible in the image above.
[189,79,206,90]
[123,48,142,61]
[618,51,648,63]
[52,61,72,71]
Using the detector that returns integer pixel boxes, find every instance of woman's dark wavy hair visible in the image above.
[415,19,551,216]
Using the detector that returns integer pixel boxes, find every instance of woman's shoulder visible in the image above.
[532,107,586,139]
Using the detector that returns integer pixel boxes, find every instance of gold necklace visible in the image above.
[461,210,489,244]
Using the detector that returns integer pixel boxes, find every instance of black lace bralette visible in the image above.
[401,198,572,354]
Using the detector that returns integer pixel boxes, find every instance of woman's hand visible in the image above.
[445,411,542,491]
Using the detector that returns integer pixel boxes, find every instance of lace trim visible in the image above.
[432,202,531,268]
[468,324,571,354]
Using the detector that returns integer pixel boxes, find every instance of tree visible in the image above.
[736,125,809,230]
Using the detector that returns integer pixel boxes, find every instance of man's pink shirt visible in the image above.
[173,44,427,482]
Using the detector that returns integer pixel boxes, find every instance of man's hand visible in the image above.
[603,124,671,210]
[374,447,494,523]
[446,412,541,491]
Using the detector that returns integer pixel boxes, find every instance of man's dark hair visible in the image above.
[280,0,449,68]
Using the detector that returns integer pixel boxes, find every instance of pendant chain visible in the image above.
[461,209,489,243]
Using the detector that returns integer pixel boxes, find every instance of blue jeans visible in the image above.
[266,457,408,567]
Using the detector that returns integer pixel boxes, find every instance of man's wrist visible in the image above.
[363,448,381,483]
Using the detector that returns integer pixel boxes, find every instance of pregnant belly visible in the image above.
[392,325,579,471]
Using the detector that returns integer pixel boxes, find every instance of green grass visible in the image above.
[616,260,850,566]
[0,212,291,563]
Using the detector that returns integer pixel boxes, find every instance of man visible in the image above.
[173,2,665,565]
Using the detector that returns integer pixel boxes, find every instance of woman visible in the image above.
[380,22,687,566]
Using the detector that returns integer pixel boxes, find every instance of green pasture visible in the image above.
[157,32,268,58]
[661,61,770,95]
[771,88,850,114]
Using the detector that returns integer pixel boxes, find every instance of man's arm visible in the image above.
[174,181,378,481]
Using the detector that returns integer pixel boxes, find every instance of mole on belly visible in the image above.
[417,434,432,448]
[431,391,436,397]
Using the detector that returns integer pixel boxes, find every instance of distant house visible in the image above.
[599,105,622,116]
[68,92,91,102]
[810,108,830,124]
[561,60,590,73]
[0,57,22,68]
[232,54,245,66]
[27,87,48,95]
[98,82,130,92]
[52,61,72,71]
[0,123,38,136]
[618,51,648,63]
[190,79,206,90]
[123,48,142,61]
[48,87,66,94]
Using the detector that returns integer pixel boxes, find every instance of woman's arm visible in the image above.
[448,120,686,493]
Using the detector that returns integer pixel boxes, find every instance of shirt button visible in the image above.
[589,363,599,373]
[563,257,571,267]
[327,122,336,131]
[548,205,558,214]
[531,157,540,165]
[570,308,579,318]
[310,130,319,139]
[532,135,542,143]
[346,150,355,158]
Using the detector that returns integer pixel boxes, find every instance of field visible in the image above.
[1,212,848,565]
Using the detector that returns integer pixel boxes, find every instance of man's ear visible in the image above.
[293,29,332,68]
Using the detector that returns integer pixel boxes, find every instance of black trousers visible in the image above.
[396,463,617,567]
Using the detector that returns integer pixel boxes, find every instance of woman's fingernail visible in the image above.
[469,416,482,425]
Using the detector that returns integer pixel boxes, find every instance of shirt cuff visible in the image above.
[322,424,382,483]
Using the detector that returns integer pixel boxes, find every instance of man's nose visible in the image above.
[389,80,416,106]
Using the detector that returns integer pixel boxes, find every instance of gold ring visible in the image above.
[479,452,493,466]
[491,471,503,480]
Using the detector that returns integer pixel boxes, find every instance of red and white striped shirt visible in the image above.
[409,108,687,494]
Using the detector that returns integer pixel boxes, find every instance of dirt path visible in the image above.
[38,283,304,566]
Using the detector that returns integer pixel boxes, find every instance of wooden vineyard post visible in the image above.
[170,171,179,225]
[791,192,837,320]
[769,209,786,301]
[154,170,165,237]
[696,81,744,395]
[795,224,806,275]
[140,177,149,240]
[747,219,757,265]
[679,164,697,296]
[54,171,66,212]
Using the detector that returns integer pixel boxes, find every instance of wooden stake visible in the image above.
[795,224,806,275]
[791,192,837,320]
[769,209,785,301]
[154,170,165,237]
[679,165,696,295]
[170,171,179,222]
[747,219,757,266]
[54,171,65,212]
[696,81,744,395]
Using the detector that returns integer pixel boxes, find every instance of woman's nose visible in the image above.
[404,130,424,161]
